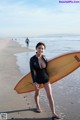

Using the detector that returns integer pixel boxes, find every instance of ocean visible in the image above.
[14,34,80,75]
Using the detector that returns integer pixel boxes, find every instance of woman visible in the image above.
[30,42,60,119]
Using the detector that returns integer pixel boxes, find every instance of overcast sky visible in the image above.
[0,0,80,37]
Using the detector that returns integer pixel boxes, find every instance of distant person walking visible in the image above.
[25,37,29,47]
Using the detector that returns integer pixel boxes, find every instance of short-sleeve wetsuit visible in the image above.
[30,55,49,84]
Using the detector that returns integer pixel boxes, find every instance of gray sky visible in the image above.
[0,0,80,37]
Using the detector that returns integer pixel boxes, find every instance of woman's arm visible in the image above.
[30,58,36,83]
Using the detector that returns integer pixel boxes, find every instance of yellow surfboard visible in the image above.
[14,52,80,94]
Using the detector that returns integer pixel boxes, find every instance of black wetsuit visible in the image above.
[30,55,49,84]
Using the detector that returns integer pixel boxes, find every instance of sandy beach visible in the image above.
[0,39,80,120]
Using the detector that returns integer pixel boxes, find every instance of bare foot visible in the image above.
[36,108,42,113]
[52,114,60,119]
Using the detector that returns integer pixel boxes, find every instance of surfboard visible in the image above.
[14,51,80,94]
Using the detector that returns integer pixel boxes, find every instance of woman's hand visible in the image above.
[33,82,40,90]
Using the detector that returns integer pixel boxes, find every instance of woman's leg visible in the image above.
[44,82,60,118]
[44,82,55,114]
[33,82,41,111]
[34,89,41,111]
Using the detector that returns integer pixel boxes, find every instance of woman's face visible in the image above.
[36,45,45,55]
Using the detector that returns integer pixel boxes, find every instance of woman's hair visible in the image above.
[36,42,46,49]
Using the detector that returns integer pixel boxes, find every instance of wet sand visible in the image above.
[0,39,80,120]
